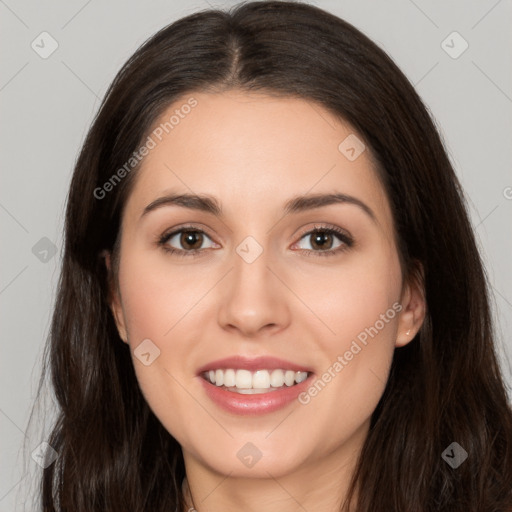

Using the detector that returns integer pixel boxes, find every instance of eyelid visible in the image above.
[295,222,351,240]
[159,223,217,242]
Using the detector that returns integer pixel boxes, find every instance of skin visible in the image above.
[105,89,426,512]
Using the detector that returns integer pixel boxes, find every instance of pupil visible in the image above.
[182,231,202,249]
[312,231,331,249]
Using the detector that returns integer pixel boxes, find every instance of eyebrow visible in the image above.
[140,191,376,222]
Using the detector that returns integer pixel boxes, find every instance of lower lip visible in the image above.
[198,374,314,415]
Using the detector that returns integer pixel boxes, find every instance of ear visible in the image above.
[103,251,129,344]
[395,262,426,347]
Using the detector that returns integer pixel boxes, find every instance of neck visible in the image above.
[182,477,197,512]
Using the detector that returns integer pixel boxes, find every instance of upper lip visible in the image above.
[197,355,313,375]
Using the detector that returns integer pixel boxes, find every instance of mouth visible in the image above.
[196,355,315,414]
[201,368,311,394]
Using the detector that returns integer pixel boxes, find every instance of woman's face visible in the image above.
[107,89,424,483]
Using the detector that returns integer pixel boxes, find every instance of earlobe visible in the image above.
[395,263,426,347]
[102,251,129,344]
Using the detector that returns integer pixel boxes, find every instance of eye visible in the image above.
[157,223,354,258]
[158,226,218,257]
[292,224,354,257]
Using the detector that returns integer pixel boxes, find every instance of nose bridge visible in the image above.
[230,233,275,299]
[217,232,290,335]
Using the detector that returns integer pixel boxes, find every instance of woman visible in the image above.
[34,1,512,510]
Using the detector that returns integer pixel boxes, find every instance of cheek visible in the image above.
[118,246,214,341]
[298,241,402,355]
[294,247,402,439]
[115,250,214,423]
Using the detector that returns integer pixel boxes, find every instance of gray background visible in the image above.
[1,0,511,509]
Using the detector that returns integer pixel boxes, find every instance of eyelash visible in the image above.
[156,223,354,259]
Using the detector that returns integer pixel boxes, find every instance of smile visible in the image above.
[202,368,310,394]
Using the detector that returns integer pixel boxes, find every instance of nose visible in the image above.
[217,241,291,338]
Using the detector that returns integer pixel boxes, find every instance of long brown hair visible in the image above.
[32,1,512,510]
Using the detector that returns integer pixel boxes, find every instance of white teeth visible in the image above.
[235,369,252,389]
[295,371,307,383]
[223,368,236,387]
[204,368,309,390]
[232,388,277,394]
[270,369,284,387]
[252,370,270,388]
[284,370,295,386]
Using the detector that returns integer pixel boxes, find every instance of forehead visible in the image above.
[123,89,392,229]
